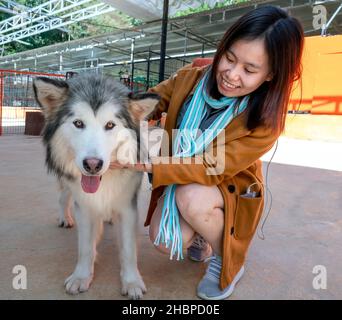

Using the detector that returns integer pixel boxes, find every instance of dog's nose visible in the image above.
[83,158,103,174]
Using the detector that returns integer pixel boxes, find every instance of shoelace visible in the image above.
[191,234,208,249]
[204,255,222,281]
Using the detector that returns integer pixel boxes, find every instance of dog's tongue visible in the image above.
[81,175,101,193]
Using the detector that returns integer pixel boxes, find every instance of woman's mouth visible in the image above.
[220,78,240,91]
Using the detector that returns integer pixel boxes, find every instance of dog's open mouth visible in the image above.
[81,175,102,193]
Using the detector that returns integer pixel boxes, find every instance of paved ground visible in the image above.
[0,135,341,300]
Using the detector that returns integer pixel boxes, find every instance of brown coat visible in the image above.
[145,64,279,289]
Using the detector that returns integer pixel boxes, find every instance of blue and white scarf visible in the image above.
[154,69,250,260]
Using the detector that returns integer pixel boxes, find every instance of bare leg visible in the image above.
[149,195,197,255]
[175,184,224,255]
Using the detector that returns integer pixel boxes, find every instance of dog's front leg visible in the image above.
[58,188,74,228]
[117,205,146,300]
[64,202,102,294]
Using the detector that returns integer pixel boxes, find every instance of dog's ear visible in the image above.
[128,92,160,124]
[33,77,68,119]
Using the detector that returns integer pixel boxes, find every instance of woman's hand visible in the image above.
[109,161,152,173]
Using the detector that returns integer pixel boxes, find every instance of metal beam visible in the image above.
[0,0,69,33]
[0,1,115,46]
[0,0,91,34]
[321,3,342,36]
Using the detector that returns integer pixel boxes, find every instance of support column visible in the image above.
[146,50,151,91]
[59,53,63,72]
[183,29,188,66]
[130,38,135,91]
[159,0,169,83]
[0,73,3,136]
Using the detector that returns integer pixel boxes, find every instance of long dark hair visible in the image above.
[208,5,304,135]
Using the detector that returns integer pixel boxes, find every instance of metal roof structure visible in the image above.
[0,0,115,46]
[0,0,341,80]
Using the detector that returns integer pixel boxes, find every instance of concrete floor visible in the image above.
[0,135,341,300]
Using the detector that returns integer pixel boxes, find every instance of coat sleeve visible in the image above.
[151,125,279,189]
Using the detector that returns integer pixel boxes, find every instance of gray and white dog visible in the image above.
[33,73,159,299]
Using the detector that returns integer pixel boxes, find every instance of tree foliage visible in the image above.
[173,0,250,17]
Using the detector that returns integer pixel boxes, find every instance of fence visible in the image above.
[0,70,65,135]
[0,55,196,135]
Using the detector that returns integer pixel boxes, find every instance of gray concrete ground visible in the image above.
[0,135,341,300]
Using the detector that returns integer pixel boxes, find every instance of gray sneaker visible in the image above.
[197,255,244,300]
[187,234,213,262]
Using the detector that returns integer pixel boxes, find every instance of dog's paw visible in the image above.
[64,273,93,295]
[58,216,74,228]
[121,277,147,300]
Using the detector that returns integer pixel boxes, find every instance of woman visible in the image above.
[111,5,304,300]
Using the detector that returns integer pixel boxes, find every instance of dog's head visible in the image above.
[33,73,160,193]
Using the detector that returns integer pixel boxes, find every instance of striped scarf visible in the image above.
[154,69,250,260]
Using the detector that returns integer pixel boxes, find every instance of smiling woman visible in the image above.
[215,39,273,98]
[121,5,304,300]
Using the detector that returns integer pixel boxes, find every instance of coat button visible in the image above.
[228,185,235,193]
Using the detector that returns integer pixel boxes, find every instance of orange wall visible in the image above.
[290,35,342,114]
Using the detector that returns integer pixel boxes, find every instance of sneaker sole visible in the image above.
[188,256,207,262]
[197,265,245,300]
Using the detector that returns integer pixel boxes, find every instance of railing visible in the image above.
[0,69,65,135]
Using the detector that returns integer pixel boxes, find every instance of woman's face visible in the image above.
[216,38,273,97]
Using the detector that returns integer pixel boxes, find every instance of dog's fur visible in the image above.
[33,73,159,299]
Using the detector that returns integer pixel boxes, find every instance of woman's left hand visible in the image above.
[109,161,152,173]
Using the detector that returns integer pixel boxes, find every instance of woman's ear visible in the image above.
[265,72,273,82]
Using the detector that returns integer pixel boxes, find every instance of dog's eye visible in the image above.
[73,120,84,129]
[105,121,115,130]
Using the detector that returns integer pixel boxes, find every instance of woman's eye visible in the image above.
[73,120,84,129]
[245,69,255,74]
[105,121,115,130]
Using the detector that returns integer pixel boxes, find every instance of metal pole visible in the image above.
[159,0,169,83]
[146,50,151,91]
[130,38,135,91]
[183,29,187,66]
[0,72,3,136]
[321,3,342,36]
[59,53,63,72]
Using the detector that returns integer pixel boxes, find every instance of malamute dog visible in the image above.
[33,73,159,299]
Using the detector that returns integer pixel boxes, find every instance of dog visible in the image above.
[33,73,159,299]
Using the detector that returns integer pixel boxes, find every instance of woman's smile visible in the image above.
[219,75,241,93]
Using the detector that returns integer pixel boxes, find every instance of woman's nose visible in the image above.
[226,65,240,82]
[229,67,241,81]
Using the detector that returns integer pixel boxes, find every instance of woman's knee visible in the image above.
[175,184,224,224]
[175,184,199,221]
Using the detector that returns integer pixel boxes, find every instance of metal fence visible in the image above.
[0,70,65,135]
[0,55,210,135]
